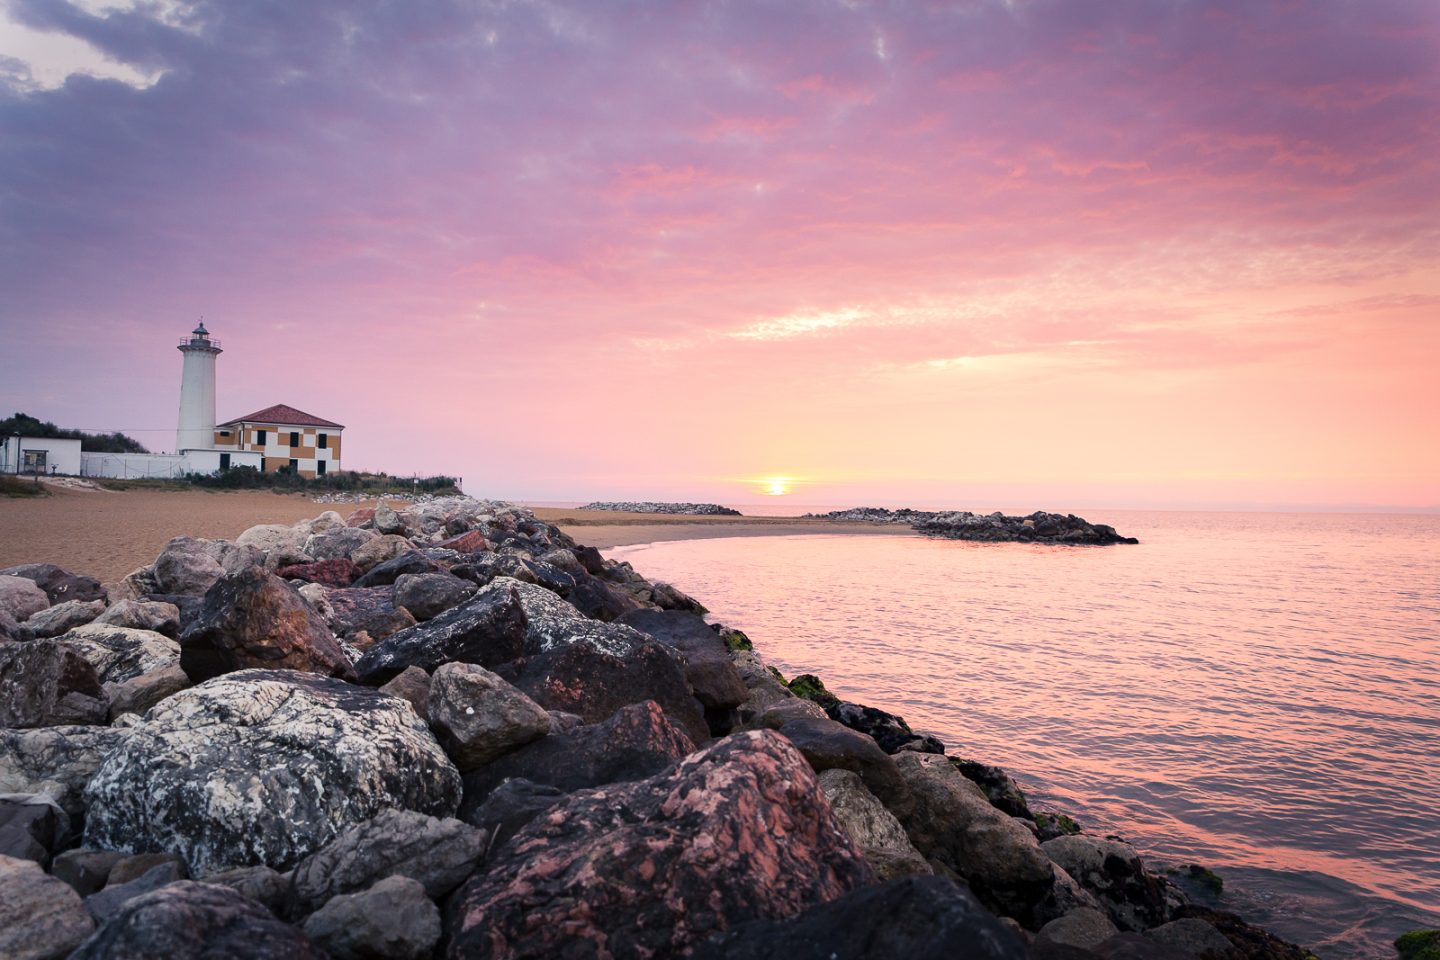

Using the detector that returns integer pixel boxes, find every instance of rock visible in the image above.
[85,861,186,923]
[303,875,440,960]
[1035,810,1085,841]
[817,768,930,880]
[752,697,830,728]
[690,874,1026,960]
[1170,905,1314,960]
[58,624,180,684]
[68,881,325,959]
[305,526,379,563]
[459,699,695,819]
[579,501,743,516]
[82,670,461,876]
[179,567,356,683]
[732,650,803,724]
[952,758,1032,818]
[0,725,132,818]
[436,529,493,553]
[462,778,567,850]
[346,508,377,527]
[0,853,96,960]
[914,510,1139,546]
[380,666,432,720]
[277,558,361,587]
[562,572,647,621]
[1146,918,1238,957]
[827,698,946,754]
[1037,907,1121,949]
[427,662,550,770]
[1,563,107,605]
[286,808,486,917]
[776,716,911,812]
[1092,933,1194,959]
[22,599,106,638]
[151,537,227,595]
[394,572,476,621]
[353,550,442,588]
[648,579,709,613]
[374,502,408,536]
[0,793,68,864]
[1042,835,1168,932]
[106,851,188,886]
[895,752,1057,928]
[0,607,19,642]
[0,574,50,622]
[617,608,748,726]
[350,534,414,572]
[92,600,180,638]
[445,730,872,959]
[496,634,710,744]
[140,593,204,634]
[326,585,411,637]
[354,583,527,684]
[205,864,289,914]
[104,663,191,719]
[0,640,108,728]
[52,849,127,897]
[237,522,311,563]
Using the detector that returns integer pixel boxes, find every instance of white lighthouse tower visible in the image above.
[176,322,222,452]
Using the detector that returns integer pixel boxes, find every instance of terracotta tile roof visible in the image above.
[219,404,344,429]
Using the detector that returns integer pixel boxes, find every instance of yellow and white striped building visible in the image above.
[214,404,344,478]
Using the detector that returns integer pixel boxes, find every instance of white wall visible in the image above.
[80,448,262,479]
[2,437,83,475]
[180,448,262,473]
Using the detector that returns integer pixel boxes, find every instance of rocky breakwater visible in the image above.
[0,497,1309,959]
[805,507,1139,545]
[580,500,743,516]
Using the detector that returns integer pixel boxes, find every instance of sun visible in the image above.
[760,476,792,496]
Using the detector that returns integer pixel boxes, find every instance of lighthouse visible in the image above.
[176,322,222,452]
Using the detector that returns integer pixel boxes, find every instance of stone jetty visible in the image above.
[804,507,1139,545]
[0,497,1304,958]
[580,500,743,515]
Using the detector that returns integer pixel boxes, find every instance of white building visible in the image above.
[0,436,82,475]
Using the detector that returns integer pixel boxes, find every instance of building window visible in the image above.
[289,431,300,447]
[219,430,230,437]
[318,434,327,449]
[220,453,231,470]
[22,450,47,473]
[289,458,299,472]
[316,460,326,476]
[256,429,267,446]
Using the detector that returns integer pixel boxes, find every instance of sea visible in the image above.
[598,508,1440,959]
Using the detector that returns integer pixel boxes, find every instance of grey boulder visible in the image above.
[22,599,106,638]
[427,662,550,770]
[0,574,50,622]
[1042,834,1168,932]
[82,670,461,876]
[394,572,476,621]
[818,768,930,881]
[0,853,96,960]
[0,640,108,728]
[0,725,132,818]
[92,600,181,637]
[354,582,528,683]
[302,875,441,960]
[58,624,180,684]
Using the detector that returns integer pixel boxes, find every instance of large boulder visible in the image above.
[1042,835,1168,932]
[179,567,356,683]
[0,725,132,819]
[0,853,96,960]
[0,794,68,865]
[0,574,50,622]
[58,625,180,685]
[818,768,930,881]
[444,730,873,959]
[427,662,550,770]
[92,600,180,638]
[776,716,911,812]
[68,881,324,959]
[618,608,748,725]
[303,875,440,960]
[827,699,946,754]
[0,640,108,728]
[496,634,710,744]
[22,599,106,638]
[352,550,443,588]
[286,808,486,917]
[895,751,1058,928]
[690,874,1026,960]
[394,572,476,621]
[350,534,413,572]
[151,537,226,595]
[459,699,695,820]
[236,523,313,569]
[354,583,528,684]
[305,526,378,563]
[82,670,461,876]
[277,559,360,587]
[0,563,106,605]
[373,501,408,536]
[462,778,567,851]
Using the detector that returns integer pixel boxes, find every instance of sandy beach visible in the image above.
[0,488,909,584]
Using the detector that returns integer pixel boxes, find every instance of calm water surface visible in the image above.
[609,511,1440,959]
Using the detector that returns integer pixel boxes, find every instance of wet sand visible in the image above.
[0,490,910,585]
[0,486,382,583]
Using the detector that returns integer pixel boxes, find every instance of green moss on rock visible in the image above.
[1185,864,1224,896]
[1033,811,1082,840]
[718,627,753,652]
[786,673,840,709]
[1396,930,1440,960]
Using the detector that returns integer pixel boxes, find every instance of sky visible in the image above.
[1,0,1437,511]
